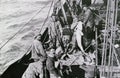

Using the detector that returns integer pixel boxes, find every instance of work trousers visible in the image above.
[22,61,43,78]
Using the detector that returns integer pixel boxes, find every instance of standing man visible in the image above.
[22,34,47,78]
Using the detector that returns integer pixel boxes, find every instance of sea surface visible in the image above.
[0,0,53,74]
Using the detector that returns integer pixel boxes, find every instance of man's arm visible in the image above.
[35,41,47,61]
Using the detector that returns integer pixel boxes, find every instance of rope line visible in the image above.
[39,0,54,33]
[22,0,54,55]
[20,0,54,57]
[0,2,51,51]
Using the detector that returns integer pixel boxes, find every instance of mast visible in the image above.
[101,0,119,78]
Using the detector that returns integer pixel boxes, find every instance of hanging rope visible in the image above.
[0,2,51,51]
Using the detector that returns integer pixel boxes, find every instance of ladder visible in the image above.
[101,0,119,78]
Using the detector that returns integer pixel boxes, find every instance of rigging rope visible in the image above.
[100,0,119,77]
[39,0,54,33]
[101,0,110,76]
[37,0,54,47]
[0,2,51,51]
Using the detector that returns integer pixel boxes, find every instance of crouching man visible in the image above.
[46,48,61,78]
[22,34,47,78]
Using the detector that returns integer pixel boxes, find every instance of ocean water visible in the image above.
[0,0,53,74]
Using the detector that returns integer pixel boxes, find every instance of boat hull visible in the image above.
[0,51,32,78]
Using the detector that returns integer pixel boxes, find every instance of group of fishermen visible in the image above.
[22,0,102,78]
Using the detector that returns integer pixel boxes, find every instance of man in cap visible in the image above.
[22,34,47,78]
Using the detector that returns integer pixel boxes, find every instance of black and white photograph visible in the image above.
[0,0,120,78]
